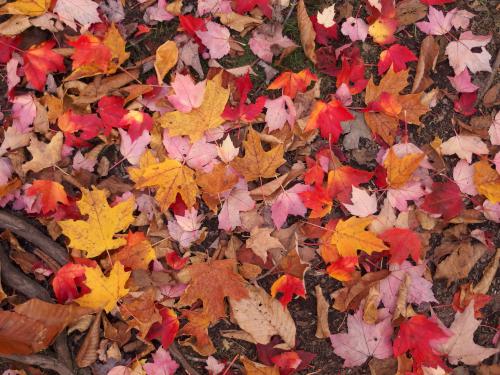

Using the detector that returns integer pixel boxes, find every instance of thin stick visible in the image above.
[169,343,201,375]
[0,354,73,375]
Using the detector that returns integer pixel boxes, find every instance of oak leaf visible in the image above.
[178,259,248,321]
[131,157,198,211]
[75,262,130,312]
[160,73,229,141]
[22,132,63,173]
[58,187,135,258]
[330,217,387,257]
[231,128,285,181]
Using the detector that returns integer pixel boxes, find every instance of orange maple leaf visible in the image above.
[26,180,68,214]
[268,68,317,98]
[23,40,65,91]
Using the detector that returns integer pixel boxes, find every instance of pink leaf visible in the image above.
[249,25,296,63]
[341,17,368,42]
[12,95,36,133]
[217,136,239,163]
[0,157,13,185]
[264,95,296,132]
[416,6,454,35]
[445,31,492,75]
[144,347,179,375]
[450,9,474,30]
[197,0,231,16]
[271,184,310,228]
[167,74,206,113]
[330,308,393,367]
[488,112,500,145]
[439,135,488,163]
[119,129,151,165]
[218,180,255,231]
[343,186,378,217]
[448,69,479,93]
[453,160,477,196]
[196,21,231,59]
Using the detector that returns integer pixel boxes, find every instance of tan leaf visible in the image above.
[314,284,330,339]
[218,12,262,32]
[120,288,161,338]
[396,0,428,26]
[155,40,178,83]
[473,248,500,295]
[412,36,439,93]
[22,132,63,173]
[435,242,487,284]
[297,0,316,63]
[241,356,280,375]
[76,310,101,368]
[229,284,296,349]
[246,227,284,262]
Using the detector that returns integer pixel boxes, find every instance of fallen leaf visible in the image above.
[297,0,316,64]
[155,40,178,83]
[22,132,63,173]
[330,217,387,257]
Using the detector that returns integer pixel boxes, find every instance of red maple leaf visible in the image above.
[67,34,111,71]
[179,14,207,45]
[327,166,373,203]
[58,110,103,147]
[311,15,338,46]
[380,228,421,264]
[166,251,188,270]
[336,46,368,94]
[23,40,65,91]
[118,111,153,140]
[146,308,180,348]
[393,314,450,370]
[52,263,87,303]
[454,92,477,116]
[268,69,318,99]
[326,256,358,281]
[299,184,333,218]
[271,274,306,308]
[421,181,464,221]
[97,96,128,134]
[305,99,354,142]
[223,73,266,122]
[26,180,69,214]
[378,44,417,75]
[452,284,492,318]
[235,0,272,18]
[0,36,20,64]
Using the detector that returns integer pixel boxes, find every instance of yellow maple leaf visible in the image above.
[159,73,229,141]
[155,40,178,83]
[130,158,198,210]
[330,217,387,257]
[58,187,135,258]
[474,160,500,203]
[75,262,130,312]
[383,148,425,188]
[230,128,285,181]
[0,0,49,16]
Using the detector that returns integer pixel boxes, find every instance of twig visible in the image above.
[0,353,73,375]
[476,48,500,104]
[284,0,297,24]
[0,209,69,266]
[0,241,51,302]
[168,343,201,375]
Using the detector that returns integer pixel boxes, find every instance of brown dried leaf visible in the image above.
[435,242,487,284]
[76,310,102,368]
[412,36,439,94]
[120,288,161,338]
[396,0,428,26]
[241,356,280,375]
[314,284,330,339]
[473,248,500,295]
[230,284,296,349]
[297,0,316,64]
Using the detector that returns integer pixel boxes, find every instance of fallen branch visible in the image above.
[169,343,201,375]
[0,209,69,266]
[0,241,51,302]
[0,353,73,375]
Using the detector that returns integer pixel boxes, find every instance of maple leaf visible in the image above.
[111,231,156,270]
[311,14,338,45]
[119,129,150,165]
[270,274,306,308]
[178,259,248,321]
[364,68,430,145]
[0,0,49,16]
[218,182,255,231]
[52,263,86,303]
[305,99,354,142]
[242,357,279,375]
[265,95,296,132]
[196,21,231,59]
[235,0,272,18]
[268,69,318,99]
[343,187,378,217]
[439,134,488,163]
[230,128,285,181]
[154,40,178,84]
[120,288,161,338]
[341,17,368,42]
[75,262,130,312]
[53,0,100,30]
[179,309,216,355]
[26,180,68,214]
[446,31,492,75]
[368,17,398,45]
[330,217,387,257]
[58,187,135,258]
[167,74,206,113]
[330,308,393,367]
[249,24,296,63]
[393,315,449,370]
[223,73,266,123]
[327,165,373,203]
[380,228,421,264]
[473,160,500,203]
[143,347,179,375]
[67,34,112,72]
[271,184,310,228]
[22,132,63,173]
[421,181,464,221]
[448,69,479,93]
[326,256,358,281]
[23,40,65,91]
[383,147,425,188]
[160,73,229,141]
[246,226,283,262]
[131,157,198,211]
[378,44,417,75]
[416,6,454,36]
[146,308,180,349]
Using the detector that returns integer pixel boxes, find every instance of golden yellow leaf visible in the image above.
[75,262,130,313]
[22,132,63,173]
[0,0,49,16]
[473,160,500,203]
[131,158,198,211]
[159,73,229,141]
[104,23,130,75]
[154,40,178,83]
[230,128,285,181]
[365,68,410,103]
[58,187,135,258]
[241,356,280,375]
[383,148,425,188]
[330,217,387,257]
